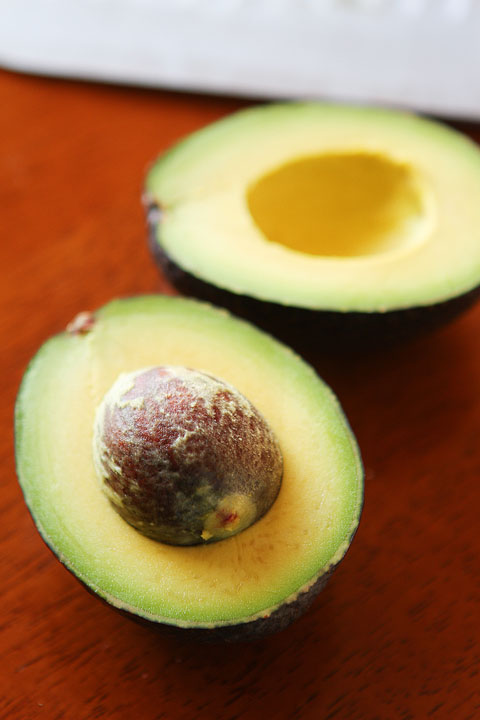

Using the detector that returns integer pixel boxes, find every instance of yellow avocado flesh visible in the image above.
[147,103,480,312]
[247,152,430,258]
[16,297,362,627]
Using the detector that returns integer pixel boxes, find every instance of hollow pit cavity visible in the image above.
[247,152,433,258]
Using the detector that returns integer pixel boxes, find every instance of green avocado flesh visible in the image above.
[15,296,362,629]
[146,103,480,313]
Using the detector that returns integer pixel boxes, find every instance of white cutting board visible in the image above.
[1,0,480,119]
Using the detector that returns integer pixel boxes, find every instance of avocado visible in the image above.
[145,103,480,345]
[15,296,363,640]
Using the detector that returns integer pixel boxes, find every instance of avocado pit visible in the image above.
[93,366,283,546]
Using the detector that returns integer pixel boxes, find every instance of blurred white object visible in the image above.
[1,0,480,119]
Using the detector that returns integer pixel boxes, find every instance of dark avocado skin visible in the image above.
[147,204,480,351]
[86,556,335,643]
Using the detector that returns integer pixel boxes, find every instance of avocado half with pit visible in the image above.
[145,103,480,344]
[15,296,363,641]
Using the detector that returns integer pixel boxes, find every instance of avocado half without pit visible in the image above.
[15,296,363,641]
[145,103,480,345]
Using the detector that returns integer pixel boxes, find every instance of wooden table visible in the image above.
[2,68,480,720]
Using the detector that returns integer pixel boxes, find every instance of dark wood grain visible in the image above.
[2,68,480,720]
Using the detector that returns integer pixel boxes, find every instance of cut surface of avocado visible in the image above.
[146,103,480,313]
[15,296,362,630]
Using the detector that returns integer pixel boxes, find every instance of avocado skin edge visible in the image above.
[91,566,335,643]
[147,206,480,350]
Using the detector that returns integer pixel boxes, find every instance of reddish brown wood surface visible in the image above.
[2,69,480,720]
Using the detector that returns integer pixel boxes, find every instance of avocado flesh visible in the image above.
[247,152,430,259]
[146,103,480,314]
[15,296,363,629]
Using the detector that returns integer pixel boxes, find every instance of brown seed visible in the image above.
[93,366,283,545]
